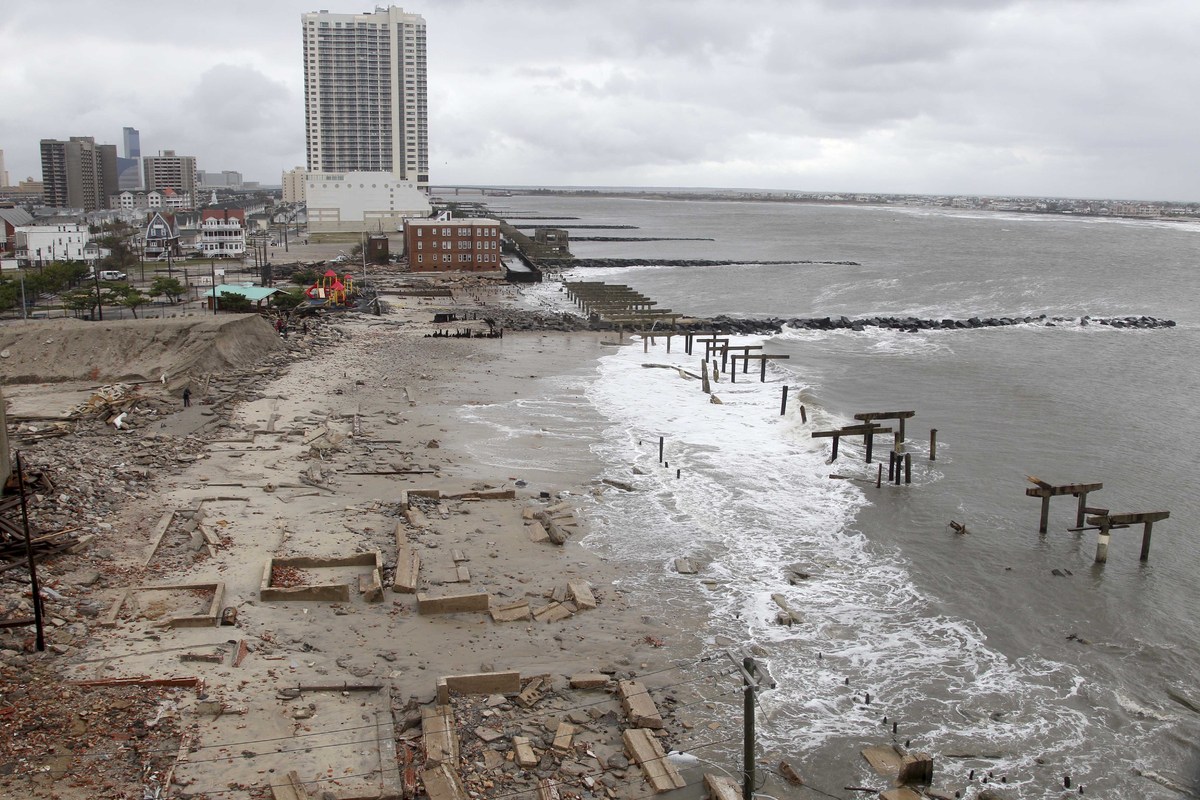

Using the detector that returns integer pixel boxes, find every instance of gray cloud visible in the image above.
[0,0,1196,199]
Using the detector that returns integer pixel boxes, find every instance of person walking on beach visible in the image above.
[182,386,191,408]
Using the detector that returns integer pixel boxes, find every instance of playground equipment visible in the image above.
[304,269,357,308]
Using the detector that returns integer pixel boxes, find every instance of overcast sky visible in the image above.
[1,0,1196,201]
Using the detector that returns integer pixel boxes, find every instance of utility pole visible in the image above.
[728,651,776,800]
[15,453,45,652]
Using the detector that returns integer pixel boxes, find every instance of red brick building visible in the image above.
[404,218,502,272]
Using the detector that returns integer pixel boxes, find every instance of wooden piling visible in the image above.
[876,464,883,488]
[887,452,896,482]
[701,360,711,394]
[929,428,937,461]
[1039,494,1052,534]
[831,436,839,462]
[643,336,649,353]
[760,358,768,383]
[658,436,664,465]
[904,453,912,484]
[780,386,788,416]
[800,405,807,423]
[865,427,874,464]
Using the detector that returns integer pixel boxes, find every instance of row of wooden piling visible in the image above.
[1025,476,1169,563]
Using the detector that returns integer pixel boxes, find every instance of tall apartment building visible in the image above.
[0,149,9,187]
[40,136,118,211]
[143,150,197,208]
[301,6,428,185]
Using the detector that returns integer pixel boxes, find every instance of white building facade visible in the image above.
[199,208,247,258]
[305,171,430,233]
[15,222,97,266]
[301,7,428,186]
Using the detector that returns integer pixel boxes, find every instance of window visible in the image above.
[417,241,422,250]
[417,254,423,263]
[441,227,450,236]
[442,254,451,263]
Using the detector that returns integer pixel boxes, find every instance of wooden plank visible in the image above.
[861,745,903,777]
[618,680,664,729]
[417,592,490,615]
[454,565,471,583]
[812,425,892,438]
[854,410,916,421]
[377,700,402,800]
[705,773,741,800]
[880,789,924,800]
[270,769,308,800]
[532,602,573,623]
[538,778,561,800]
[394,524,420,593]
[569,673,611,689]
[421,704,459,767]
[1103,511,1170,525]
[623,728,686,792]
[490,600,532,623]
[142,511,176,566]
[422,762,468,800]
[393,550,420,593]
[444,671,522,697]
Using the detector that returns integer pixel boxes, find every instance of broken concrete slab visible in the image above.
[618,680,663,729]
[436,671,521,704]
[490,599,532,623]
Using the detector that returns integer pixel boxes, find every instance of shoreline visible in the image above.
[1,288,741,800]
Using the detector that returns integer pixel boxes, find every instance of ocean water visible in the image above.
[464,195,1200,798]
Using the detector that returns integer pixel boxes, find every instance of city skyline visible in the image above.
[1,1,1199,201]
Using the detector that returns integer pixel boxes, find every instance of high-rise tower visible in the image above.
[40,136,118,210]
[301,6,428,186]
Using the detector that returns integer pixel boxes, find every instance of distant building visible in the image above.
[122,127,140,159]
[403,218,502,272]
[0,178,44,205]
[301,6,428,186]
[144,211,181,260]
[0,206,33,254]
[112,190,168,211]
[282,167,306,203]
[15,220,97,266]
[40,136,119,211]
[143,150,197,208]
[305,171,430,233]
[0,149,9,188]
[197,170,243,189]
[199,208,246,258]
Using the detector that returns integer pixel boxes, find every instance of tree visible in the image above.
[61,288,98,318]
[269,287,306,311]
[219,291,252,313]
[150,276,187,304]
[290,268,319,287]
[116,286,147,319]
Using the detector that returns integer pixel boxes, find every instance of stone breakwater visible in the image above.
[683,313,1177,334]
[536,257,861,268]
[480,307,1176,334]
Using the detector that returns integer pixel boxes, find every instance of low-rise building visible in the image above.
[144,211,181,260]
[403,218,503,273]
[306,171,430,233]
[15,220,97,266]
[0,206,34,255]
[199,208,246,258]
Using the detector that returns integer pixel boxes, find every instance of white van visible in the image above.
[99,270,127,281]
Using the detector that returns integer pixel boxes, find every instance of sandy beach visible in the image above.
[0,279,741,800]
